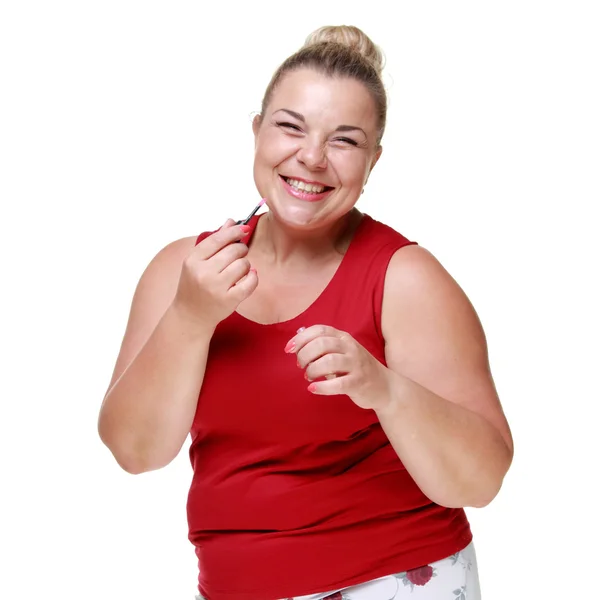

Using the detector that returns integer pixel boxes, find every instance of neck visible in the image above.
[253,209,363,269]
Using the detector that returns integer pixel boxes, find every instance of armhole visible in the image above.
[373,239,419,344]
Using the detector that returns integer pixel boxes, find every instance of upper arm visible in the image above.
[104,235,198,394]
[381,245,513,453]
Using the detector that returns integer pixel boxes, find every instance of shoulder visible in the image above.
[146,235,198,270]
[381,240,488,368]
[135,235,197,285]
[135,235,198,291]
[384,244,462,296]
[381,243,489,392]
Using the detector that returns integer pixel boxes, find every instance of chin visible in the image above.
[269,199,323,225]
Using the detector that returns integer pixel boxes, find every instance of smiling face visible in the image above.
[252,68,382,230]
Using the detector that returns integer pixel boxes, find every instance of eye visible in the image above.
[333,137,359,146]
[276,121,302,132]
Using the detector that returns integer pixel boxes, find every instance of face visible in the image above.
[252,68,382,230]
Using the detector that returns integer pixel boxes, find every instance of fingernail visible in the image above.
[308,383,318,393]
[249,268,257,275]
[304,371,311,381]
[297,327,306,333]
[240,225,252,233]
[284,341,295,353]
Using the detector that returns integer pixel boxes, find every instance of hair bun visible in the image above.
[303,25,384,76]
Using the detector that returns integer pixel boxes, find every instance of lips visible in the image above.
[280,175,334,194]
[279,175,334,202]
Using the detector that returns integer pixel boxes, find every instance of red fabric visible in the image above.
[187,214,472,600]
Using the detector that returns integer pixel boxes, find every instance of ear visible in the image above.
[252,114,262,138]
[365,146,383,184]
[371,145,383,171]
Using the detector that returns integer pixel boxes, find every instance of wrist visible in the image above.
[372,368,402,417]
[165,300,217,340]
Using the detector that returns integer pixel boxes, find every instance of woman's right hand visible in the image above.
[171,219,258,331]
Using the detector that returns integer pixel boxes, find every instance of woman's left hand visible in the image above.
[284,324,392,411]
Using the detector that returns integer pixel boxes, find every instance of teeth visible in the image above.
[286,178,326,194]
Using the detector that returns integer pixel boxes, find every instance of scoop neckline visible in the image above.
[233,212,371,328]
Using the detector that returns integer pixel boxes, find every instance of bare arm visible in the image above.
[376,245,513,508]
[98,221,258,474]
[98,236,212,474]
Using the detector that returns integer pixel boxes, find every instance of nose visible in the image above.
[296,136,328,170]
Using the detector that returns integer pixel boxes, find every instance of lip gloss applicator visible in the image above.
[236,198,266,226]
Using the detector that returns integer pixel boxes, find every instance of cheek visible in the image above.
[256,130,297,166]
[331,152,371,185]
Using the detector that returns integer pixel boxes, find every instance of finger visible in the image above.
[296,336,344,369]
[210,242,249,273]
[284,324,342,354]
[195,223,252,260]
[219,218,236,230]
[304,353,347,381]
[227,267,258,301]
[307,376,348,396]
[219,257,252,289]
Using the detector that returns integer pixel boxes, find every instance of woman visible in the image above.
[98,25,513,600]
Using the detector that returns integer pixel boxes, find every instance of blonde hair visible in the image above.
[260,25,387,145]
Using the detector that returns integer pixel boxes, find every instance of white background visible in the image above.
[1,1,598,599]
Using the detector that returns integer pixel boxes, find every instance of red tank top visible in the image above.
[187,213,472,600]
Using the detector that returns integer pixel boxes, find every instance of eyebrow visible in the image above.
[273,108,367,137]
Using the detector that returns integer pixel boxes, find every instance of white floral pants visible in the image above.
[195,542,480,600]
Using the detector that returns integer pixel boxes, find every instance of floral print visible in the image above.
[395,565,436,592]
[453,586,467,600]
[310,542,479,599]
[405,565,435,586]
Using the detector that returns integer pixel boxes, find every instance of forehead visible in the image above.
[268,68,378,130]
